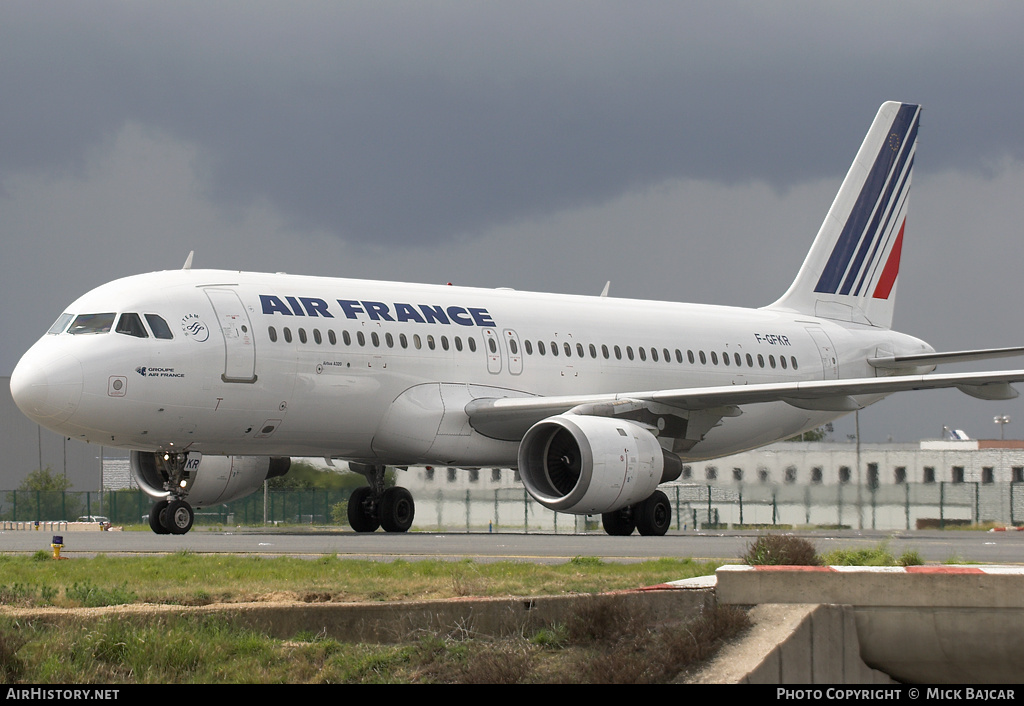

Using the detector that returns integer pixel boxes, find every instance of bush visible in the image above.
[743,534,820,566]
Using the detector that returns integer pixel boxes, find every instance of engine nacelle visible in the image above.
[131,451,290,507]
[517,415,681,514]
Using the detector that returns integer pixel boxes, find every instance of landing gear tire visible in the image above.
[164,499,194,535]
[149,499,171,534]
[380,487,415,533]
[602,507,636,536]
[635,490,671,536]
[347,486,381,532]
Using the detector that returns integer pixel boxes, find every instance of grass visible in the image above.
[0,553,718,608]
[0,553,742,683]
[743,534,925,567]
[0,601,751,684]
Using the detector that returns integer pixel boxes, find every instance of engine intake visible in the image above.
[517,415,681,514]
[131,451,290,507]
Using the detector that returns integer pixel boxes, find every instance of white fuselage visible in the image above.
[11,268,933,466]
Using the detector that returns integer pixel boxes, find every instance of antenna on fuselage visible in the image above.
[600,281,610,297]
[182,251,194,270]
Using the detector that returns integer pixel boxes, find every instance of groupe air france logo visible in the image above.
[180,313,209,342]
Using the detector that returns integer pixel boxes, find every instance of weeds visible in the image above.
[743,534,820,565]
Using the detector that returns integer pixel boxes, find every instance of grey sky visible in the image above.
[4,2,1024,444]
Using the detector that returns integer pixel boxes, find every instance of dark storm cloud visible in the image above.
[4,2,1024,247]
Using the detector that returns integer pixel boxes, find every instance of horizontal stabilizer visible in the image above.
[869,346,1024,370]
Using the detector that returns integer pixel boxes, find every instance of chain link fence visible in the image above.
[3,482,1024,531]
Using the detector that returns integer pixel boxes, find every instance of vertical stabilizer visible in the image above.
[767,102,920,329]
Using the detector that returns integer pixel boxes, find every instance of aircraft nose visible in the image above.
[10,349,83,426]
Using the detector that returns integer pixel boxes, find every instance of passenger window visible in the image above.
[626,346,634,361]
[299,328,307,344]
[284,328,293,343]
[145,314,174,339]
[455,337,464,352]
[314,329,323,345]
[269,326,278,343]
[343,331,352,346]
[400,333,408,349]
[371,332,380,347]
[68,313,115,335]
[590,344,597,359]
[468,338,477,352]
[441,336,450,351]
[538,341,546,355]
[523,339,531,355]
[116,313,149,338]
[386,333,394,348]
[329,330,337,345]
[551,342,558,357]
[564,342,572,357]
[602,344,610,359]
[357,332,365,346]
[638,347,646,361]
[791,356,798,370]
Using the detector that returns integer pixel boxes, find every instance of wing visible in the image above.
[465,368,1024,442]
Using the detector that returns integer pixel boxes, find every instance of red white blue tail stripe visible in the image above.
[814,103,920,299]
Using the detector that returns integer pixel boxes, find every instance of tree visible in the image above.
[10,466,81,521]
[19,466,73,492]
[786,424,832,442]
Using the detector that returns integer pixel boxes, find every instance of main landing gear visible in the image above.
[148,498,195,535]
[601,490,672,537]
[347,464,415,533]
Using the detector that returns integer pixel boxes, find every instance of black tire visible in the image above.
[380,487,415,533]
[347,486,380,532]
[601,507,636,536]
[149,499,171,534]
[635,490,672,536]
[164,499,194,535]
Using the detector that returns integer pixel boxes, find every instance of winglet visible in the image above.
[182,251,194,270]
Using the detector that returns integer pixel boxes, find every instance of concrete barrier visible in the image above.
[709,565,1024,683]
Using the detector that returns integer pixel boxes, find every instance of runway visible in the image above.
[3,527,1023,564]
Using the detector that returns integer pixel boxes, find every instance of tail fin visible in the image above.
[767,101,921,329]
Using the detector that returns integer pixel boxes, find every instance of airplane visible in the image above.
[11,101,1024,536]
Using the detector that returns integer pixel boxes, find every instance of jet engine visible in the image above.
[517,415,682,515]
[130,450,290,507]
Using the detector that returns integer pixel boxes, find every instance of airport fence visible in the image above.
[2,482,1024,532]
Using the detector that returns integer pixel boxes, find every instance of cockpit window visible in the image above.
[67,313,116,335]
[116,313,149,338]
[145,314,174,340]
[47,313,74,335]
